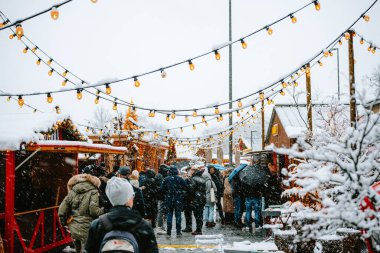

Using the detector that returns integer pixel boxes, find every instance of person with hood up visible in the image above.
[202,170,218,228]
[58,174,104,253]
[160,166,187,237]
[141,169,159,228]
[155,164,169,234]
[85,177,159,253]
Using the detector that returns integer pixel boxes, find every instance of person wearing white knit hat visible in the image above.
[105,177,135,207]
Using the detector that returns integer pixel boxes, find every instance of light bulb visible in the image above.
[202,116,206,123]
[18,96,24,107]
[215,107,219,114]
[113,103,117,111]
[151,110,155,118]
[290,15,297,24]
[306,66,310,74]
[32,47,37,53]
[193,125,196,131]
[323,50,329,57]
[363,15,370,22]
[318,61,323,67]
[180,127,183,133]
[105,84,111,95]
[23,47,28,54]
[266,27,273,35]
[345,32,350,40]
[51,8,59,20]
[185,116,189,122]
[360,38,364,45]
[62,70,68,77]
[251,105,256,111]
[214,50,221,60]
[259,92,264,100]
[6,96,11,102]
[91,0,98,3]
[134,77,140,87]
[36,59,41,65]
[171,112,176,119]
[77,90,82,100]
[314,1,320,11]
[205,121,208,126]
[47,59,53,65]
[192,110,197,117]
[188,60,195,71]
[219,115,223,121]
[368,45,372,52]
[280,90,285,96]
[95,96,99,104]
[282,81,287,88]
[237,100,243,107]
[237,111,241,117]
[166,115,170,121]
[240,39,247,49]
[154,132,158,139]
[9,34,15,39]
[167,130,170,135]
[329,51,333,56]
[339,40,342,46]
[267,98,272,105]
[294,81,298,87]
[372,47,376,54]
[55,106,60,114]
[15,24,23,39]
[161,69,167,78]
[47,93,53,103]
[48,69,54,76]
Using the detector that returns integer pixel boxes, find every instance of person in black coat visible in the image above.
[155,164,170,233]
[187,168,207,235]
[208,165,225,224]
[142,169,159,228]
[264,163,283,207]
[182,167,193,233]
[117,166,146,218]
[160,166,187,237]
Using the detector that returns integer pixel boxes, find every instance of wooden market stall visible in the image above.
[0,113,127,253]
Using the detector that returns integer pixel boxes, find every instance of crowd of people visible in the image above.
[58,160,283,253]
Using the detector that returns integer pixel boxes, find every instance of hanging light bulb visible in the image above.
[151,110,156,118]
[166,115,170,121]
[219,114,223,121]
[318,61,323,67]
[15,24,23,39]
[372,47,377,54]
[282,81,287,88]
[360,38,364,45]
[192,110,197,117]
[51,7,59,20]
[55,106,61,114]
[36,58,41,65]
[113,103,118,111]
[237,111,241,117]
[6,96,11,102]
[180,127,183,133]
[314,1,321,11]
[338,40,342,46]
[205,121,208,126]
[202,116,206,123]
[62,70,68,77]
[280,90,285,96]
[368,45,373,52]
[18,96,24,107]
[85,127,89,132]
[259,92,265,100]
[188,60,195,71]
[193,124,196,131]
[171,111,176,119]
[47,59,53,66]
[47,93,53,103]
[301,66,305,72]
[306,66,310,74]
[95,96,99,104]
[215,107,220,114]
[166,129,170,135]
[251,105,256,111]
[32,47,37,53]
[91,0,98,3]
[134,77,140,87]
[105,84,111,95]
[345,32,351,40]
[185,116,189,122]
[290,14,297,24]
[294,81,298,87]
[267,98,272,105]
[214,50,221,60]
[9,33,15,39]
[23,47,28,54]
[77,89,82,100]
[363,15,370,22]
[48,69,54,76]
[160,69,167,78]
[240,39,247,49]
[323,50,329,57]
[154,132,158,139]
[329,50,333,56]
[237,100,243,107]
[266,27,273,35]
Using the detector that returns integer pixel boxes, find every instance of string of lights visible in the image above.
[0,0,377,120]
[1,89,42,113]
[356,32,379,54]
[0,0,324,114]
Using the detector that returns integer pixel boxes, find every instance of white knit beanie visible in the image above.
[106,177,134,206]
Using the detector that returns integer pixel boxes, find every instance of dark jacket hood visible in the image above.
[146,169,156,179]
[169,166,179,176]
[159,164,169,176]
[107,206,143,229]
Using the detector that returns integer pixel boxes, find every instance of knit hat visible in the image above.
[106,177,134,206]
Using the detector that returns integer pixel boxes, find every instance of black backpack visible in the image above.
[99,214,140,253]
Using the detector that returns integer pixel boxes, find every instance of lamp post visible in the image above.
[330,48,341,100]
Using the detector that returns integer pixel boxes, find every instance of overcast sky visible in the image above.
[0,0,380,139]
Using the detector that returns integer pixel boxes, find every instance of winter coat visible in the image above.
[187,170,207,210]
[210,170,223,199]
[202,172,217,206]
[231,175,243,199]
[160,167,187,211]
[264,170,283,206]
[85,206,159,253]
[130,179,139,188]
[223,177,234,213]
[58,174,104,241]
[139,171,147,187]
[142,170,159,218]
[132,185,146,218]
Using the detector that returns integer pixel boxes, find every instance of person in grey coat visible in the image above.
[202,170,217,227]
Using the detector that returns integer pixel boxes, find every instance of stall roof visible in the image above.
[28,140,127,155]
[0,113,71,151]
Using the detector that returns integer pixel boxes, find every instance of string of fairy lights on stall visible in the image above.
[0,0,327,117]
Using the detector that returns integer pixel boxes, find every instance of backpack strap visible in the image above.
[99,214,113,231]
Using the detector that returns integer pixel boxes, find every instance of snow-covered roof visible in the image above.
[33,140,127,153]
[238,137,251,150]
[0,113,71,151]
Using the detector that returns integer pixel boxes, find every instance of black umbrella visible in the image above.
[238,165,268,188]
